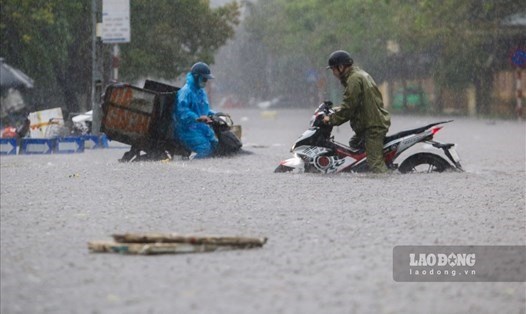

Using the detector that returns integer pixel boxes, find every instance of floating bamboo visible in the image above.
[112,233,267,247]
[88,233,267,255]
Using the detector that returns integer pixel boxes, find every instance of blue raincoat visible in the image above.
[173,73,217,158]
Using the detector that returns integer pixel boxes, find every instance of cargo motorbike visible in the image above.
[101,80,242,162]
[274,101,463,174]
[119,112,242,162]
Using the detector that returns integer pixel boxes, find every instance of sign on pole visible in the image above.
[102,0,130,44]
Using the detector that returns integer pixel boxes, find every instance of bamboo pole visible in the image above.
[112,233,267,248]
[88,233,267,255]
[88,241,252,255]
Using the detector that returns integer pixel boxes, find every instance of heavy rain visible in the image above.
[1,1,525,313]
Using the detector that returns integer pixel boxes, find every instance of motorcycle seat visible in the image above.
[384,127,425,143]
[384,120,453,144]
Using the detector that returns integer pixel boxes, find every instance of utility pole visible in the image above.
[91,0,103,135]
[90,0,130,134]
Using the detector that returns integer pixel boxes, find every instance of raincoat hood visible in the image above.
[185,72,201,90]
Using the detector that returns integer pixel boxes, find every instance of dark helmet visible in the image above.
[327,50,353,69]
[191,62,214,79]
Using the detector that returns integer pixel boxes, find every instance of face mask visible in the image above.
[198,76,208,89]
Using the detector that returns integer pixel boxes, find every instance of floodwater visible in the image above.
[1,108,525,314]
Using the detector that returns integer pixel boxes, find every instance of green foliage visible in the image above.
[388,0,523,88]
[0,0,239,113]
[242,0,396,98]
[121,0,239,81]
[245,0,395,66]
[240,0,524,111]
[0,0,89,111]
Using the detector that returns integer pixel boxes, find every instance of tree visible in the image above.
[0,0,92,115]
[120,0,239,81]
[225,0,524,114]
[0,0,239,115]
[226,0,395,105]
[384,0,525,114]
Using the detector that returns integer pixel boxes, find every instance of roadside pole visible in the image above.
[91,0,103,136]
[89,0,130,136]
[112,44,120,82]
[516,68,523,120]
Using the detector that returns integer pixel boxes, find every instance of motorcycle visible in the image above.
[120,112,242,162]
[103,80,243,162]
[206,112,243,157]
[274,101,463,174]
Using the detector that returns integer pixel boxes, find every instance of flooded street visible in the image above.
[1,109,525,314]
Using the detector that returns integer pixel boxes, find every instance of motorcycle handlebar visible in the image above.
[316,101,333,115]
[312,112,329,127]
[196,116,212,123]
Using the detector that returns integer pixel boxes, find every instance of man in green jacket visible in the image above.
[323,50,391,173]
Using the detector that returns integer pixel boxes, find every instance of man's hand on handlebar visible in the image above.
[322,115,331,125]
[196,115,213,123]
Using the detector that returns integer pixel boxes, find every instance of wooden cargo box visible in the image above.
[101,81,179,149]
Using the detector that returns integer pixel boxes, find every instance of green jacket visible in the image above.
[329,66,391,135]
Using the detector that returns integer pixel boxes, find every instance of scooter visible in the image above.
[102,80,243,162]
[274,101,463,174]
[120,112,242,162]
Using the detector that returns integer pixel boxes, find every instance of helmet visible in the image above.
[191,62,214,79]
[327,50,353,69]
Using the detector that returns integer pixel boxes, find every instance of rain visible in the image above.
[1,1,525,313]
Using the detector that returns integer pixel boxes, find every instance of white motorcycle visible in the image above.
[275,101,463,174]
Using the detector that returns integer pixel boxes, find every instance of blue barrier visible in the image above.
[11,134,108,155]
[100,134,109,148]
[20,138,55,154]
[0,138,17,155]
[83,134,109,149]
[55,137,85,153]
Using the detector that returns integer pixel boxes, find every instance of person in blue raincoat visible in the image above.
[173,62,217,158]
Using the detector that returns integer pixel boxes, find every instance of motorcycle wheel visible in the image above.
[398,152,452,174]
[274,165,295,173]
